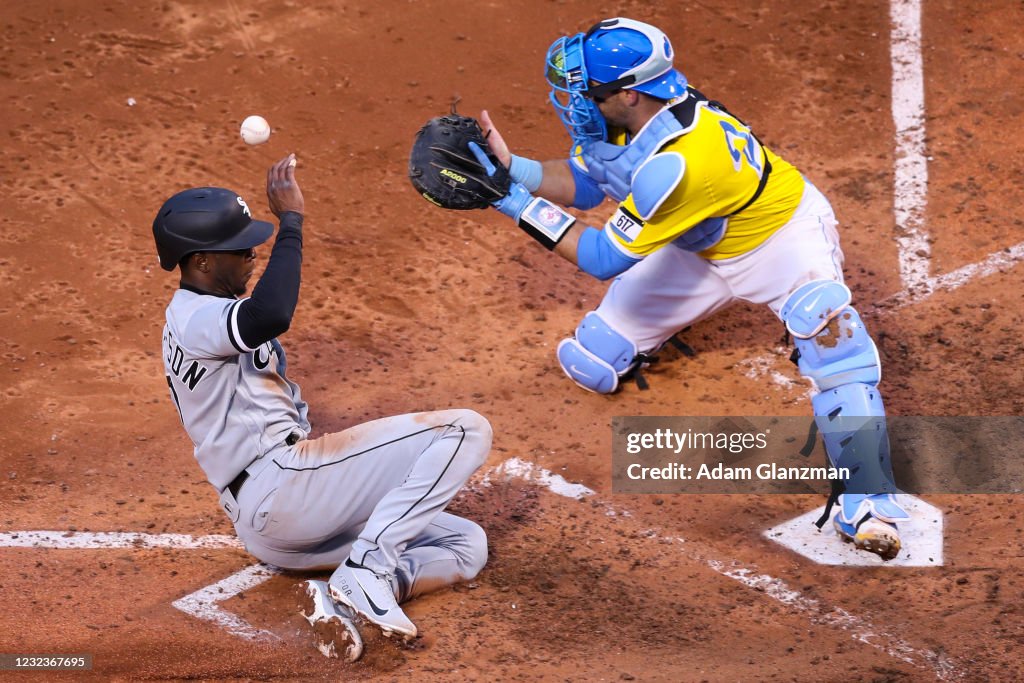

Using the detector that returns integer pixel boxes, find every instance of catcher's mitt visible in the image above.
[408,114,511,210]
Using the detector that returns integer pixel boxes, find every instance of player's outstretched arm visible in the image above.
[234,154,305,349]
[408,114,624,277]
[551,224,582,265]
[480,110,576,207]
[462,141,639,279]
[462,142,634,280]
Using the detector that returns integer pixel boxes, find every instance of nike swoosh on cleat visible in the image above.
[358,585,389,617]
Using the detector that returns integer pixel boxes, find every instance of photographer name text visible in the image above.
[625,462,851,481]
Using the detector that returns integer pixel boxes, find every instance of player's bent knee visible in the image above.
[459,519,488,579]
[782,279,852,338]
[453,409,493,455]
[439,515,488,580]
[792,313,881,391]
[556,312,638,394]
[782,280,881,391]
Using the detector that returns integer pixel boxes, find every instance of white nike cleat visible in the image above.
[329,559,417,639]
[295,579,364,662]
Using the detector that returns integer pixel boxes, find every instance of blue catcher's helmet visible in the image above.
[545,18,689,146]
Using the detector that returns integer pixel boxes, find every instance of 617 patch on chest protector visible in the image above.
[608,207,645,243]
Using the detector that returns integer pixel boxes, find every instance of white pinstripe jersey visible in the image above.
[161,289,309,491]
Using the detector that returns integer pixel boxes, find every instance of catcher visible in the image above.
[409,18,908,561]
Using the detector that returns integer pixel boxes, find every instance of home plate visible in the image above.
[764,495,943,567]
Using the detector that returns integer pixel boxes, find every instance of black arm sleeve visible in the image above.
[235,211,303,349]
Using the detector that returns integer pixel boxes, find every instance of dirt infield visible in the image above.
[2,0,1023,680]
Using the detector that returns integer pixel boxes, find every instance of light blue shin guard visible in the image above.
[782,280,908,525]
[811,384,907,524]
[556,312,638,394]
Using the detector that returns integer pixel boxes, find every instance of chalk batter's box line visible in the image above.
[889,0,1022,302]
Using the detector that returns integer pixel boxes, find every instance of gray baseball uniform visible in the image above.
[161,235,489,603]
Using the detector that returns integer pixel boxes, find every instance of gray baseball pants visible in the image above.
[221,409,491,602]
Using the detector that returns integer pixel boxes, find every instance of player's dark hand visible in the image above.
[267,154,304,217]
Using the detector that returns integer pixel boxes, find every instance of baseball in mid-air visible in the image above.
[240,115,271,145]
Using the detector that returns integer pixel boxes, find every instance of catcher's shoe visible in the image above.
[295,579,363,662]
[329,559,417,640]
[833,493,908,561]
[834,514,902,561]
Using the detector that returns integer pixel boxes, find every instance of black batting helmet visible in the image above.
[152,187,275,271]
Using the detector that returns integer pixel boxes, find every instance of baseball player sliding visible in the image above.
[153,155,491,661]
[410,18,908,560]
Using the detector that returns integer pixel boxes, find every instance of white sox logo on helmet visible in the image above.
[236,196,252,217]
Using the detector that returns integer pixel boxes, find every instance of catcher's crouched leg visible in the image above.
[781,279,909,559]
[557,311,639,393]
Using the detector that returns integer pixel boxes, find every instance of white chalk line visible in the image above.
[928,242,1024,291]
[737,347,816,403]
[884,0,1023,306]
[172,564,283,641]
[707,561,957,680]
[881,240,1024,308]
[484,456,595,500]
[891,0,931,292]
[0,530,242,549]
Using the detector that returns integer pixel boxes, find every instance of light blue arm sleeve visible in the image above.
[576,226,642,281]
[569,160,606,210]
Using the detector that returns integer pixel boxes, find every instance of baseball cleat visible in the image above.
[295,579,364,662]
[329,559,417,640]
[834,514,902,561]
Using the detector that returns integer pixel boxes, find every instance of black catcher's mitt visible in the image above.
[408,114,511,210]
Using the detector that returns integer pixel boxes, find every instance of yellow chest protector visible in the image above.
[591,89,806,260]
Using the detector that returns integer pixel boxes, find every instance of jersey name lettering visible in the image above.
[166,342,209,391]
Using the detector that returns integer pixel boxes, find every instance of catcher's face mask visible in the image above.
[545,32,608,146]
